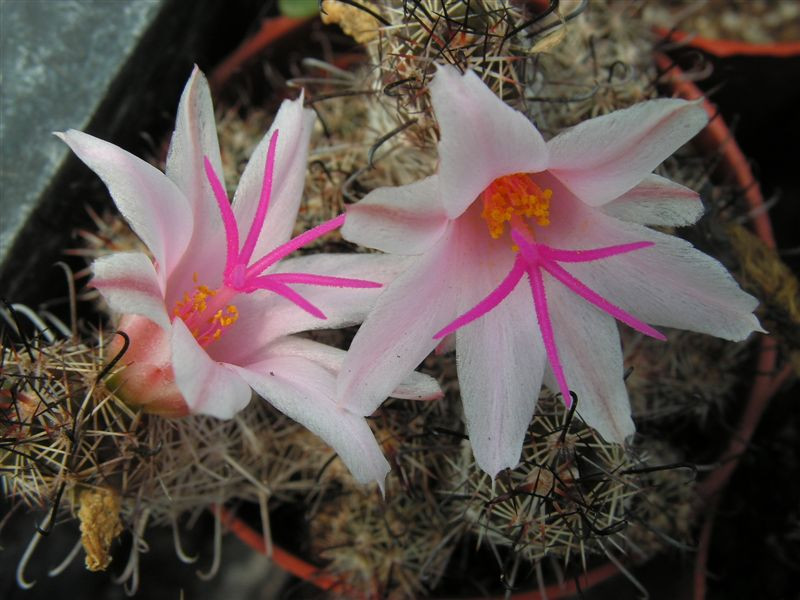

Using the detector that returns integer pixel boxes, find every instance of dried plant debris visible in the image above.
[78,487,123,571]
[321,0,380,44]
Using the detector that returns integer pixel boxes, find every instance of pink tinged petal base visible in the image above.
[434,256,526,339]
[547,98,708,206]
[232,356,390,489]
[171,319,252,419]
[91,253,170,330]
[107,315,189,418]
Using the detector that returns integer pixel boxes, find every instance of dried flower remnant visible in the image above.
[321,0,379,44]
[79,487,123,571]
[338,65,762,478]
[57,67,441,488]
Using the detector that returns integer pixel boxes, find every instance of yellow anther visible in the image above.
[219,305,239,328]
[481,173,552,239]
[172,284,239,347]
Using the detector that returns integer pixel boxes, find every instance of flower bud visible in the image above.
[107,315,189,418]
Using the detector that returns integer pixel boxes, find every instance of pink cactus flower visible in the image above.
[57,68,440,488]
[337,66,762,477]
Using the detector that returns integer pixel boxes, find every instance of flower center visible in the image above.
[173,274,239,347]
[481,173,552,239]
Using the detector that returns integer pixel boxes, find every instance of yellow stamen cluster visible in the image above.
[174,284,217,316]
[207,305,239,342]
[481,173,553,239]
[173,279,239,346]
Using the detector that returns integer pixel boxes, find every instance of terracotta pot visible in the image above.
[655,26,800,59]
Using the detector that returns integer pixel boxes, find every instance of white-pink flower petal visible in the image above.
[337,227,463,416]
[164,66,227,300]
[547,99,708,206]
[232,94,315,260]
[91,252,170,329]
[388,372,444,401]
[342,176,449,255]
[63,68,395,487]
[600,174,704,226]
[267,336,442,401]
[171,318,253,419]
[232,356,390,488]
[543,278,635,443]
[456,281,546,477]
[263,253,411,336]
[559,217,763,341]
[430,66,548,218]
[56,130,192,285]
[165,66,225,241]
